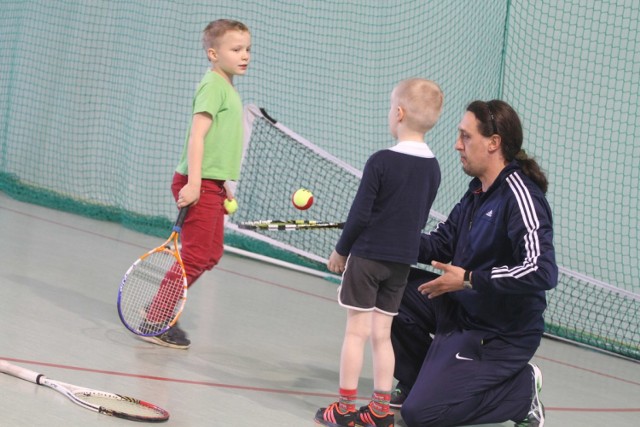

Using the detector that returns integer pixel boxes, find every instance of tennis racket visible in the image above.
[0,360,170,422]
[238,219,345,230]
[117,208,189,337]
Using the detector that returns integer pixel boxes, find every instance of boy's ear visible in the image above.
[207,48,217,61]
[397,106,405,121]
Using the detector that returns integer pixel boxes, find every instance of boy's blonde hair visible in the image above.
[202,19,250,51]
[395,78,444,134]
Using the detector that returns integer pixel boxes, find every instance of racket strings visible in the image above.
[77,392,169,418]
[119,250,186,335]
[239,220,344,230]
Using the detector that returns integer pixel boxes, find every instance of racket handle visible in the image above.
[0,360,44,384]
[174,206,190,230]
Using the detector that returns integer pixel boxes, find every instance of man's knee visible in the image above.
[401,396,431,427]
[401,396,447,427]
[400,400,421,426]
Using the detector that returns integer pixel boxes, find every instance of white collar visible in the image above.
[388,140,435,158]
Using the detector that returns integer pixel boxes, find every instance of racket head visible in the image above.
[117,243,187,336]
[46,379,170,422]
[237,219,344,230]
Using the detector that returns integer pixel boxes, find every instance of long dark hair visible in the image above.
[466,100,548,194]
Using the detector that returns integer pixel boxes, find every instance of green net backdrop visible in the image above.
[1,0,638,359]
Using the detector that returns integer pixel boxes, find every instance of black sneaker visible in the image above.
[314,402,356,427]
[356,404,394,427]
[140,323,190,349]
[389,385,408,409]
[514,363,544,426]
[136,319,165,336]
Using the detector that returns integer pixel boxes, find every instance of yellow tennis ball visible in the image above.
[224,198,238,214]
[292,188,314,210]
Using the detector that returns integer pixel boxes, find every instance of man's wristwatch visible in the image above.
[463,270,473,289]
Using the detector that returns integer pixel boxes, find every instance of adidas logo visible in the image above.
[485,210,494,218]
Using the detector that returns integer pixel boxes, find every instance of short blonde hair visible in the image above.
[394,78,444,134]
[202,19,250,51]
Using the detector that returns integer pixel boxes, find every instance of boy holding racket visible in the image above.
[315,78,444,427]
[142,19,251,349]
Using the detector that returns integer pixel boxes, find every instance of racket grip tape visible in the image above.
[174,206,190,230]
[0,360,45,384]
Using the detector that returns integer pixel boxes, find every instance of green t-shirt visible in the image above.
[175,71,243,180]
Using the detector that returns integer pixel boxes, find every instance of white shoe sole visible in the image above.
[139,335,190,349]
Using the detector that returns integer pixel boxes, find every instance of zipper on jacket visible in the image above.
[469,189,483,230]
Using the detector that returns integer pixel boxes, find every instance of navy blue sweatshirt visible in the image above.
[419,161,558,344]
[336,141,440,264]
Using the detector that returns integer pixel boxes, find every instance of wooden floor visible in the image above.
[1,192,638,426]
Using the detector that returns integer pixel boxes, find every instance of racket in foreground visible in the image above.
[238,219,345,230]
[118,208,189,337]
[0,360,169,422]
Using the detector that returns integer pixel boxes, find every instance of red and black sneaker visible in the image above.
[314,402,357,427]
[356,404,395,427]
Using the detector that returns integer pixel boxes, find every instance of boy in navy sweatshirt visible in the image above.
[315,78,444,427]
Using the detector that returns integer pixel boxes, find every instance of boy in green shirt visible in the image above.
[142,19,251,349]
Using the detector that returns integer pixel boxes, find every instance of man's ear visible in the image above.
[488,134,502,153]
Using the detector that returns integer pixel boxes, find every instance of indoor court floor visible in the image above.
[1,191,638,426]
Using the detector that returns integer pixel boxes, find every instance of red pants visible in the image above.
[171,172,226,287]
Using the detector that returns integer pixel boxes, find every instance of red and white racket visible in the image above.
[0,360,170,422]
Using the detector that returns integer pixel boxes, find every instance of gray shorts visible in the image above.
[338,255,410,316]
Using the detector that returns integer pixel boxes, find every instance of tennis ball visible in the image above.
[292,188,314,210]
[224,198,238,214]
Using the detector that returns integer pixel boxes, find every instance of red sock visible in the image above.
[338,388,357,412]
[370,390,391,415]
